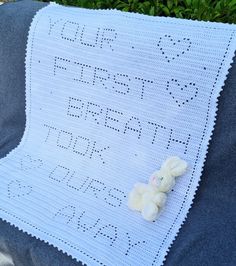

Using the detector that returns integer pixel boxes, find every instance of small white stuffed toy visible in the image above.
[128,156,187,222]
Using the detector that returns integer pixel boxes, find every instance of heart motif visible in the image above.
[8,180,32,198]
[166,78,198,107]
[158,35,191,62]
[20,155,43,170]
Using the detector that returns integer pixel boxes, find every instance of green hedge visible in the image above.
[41,0,236,23]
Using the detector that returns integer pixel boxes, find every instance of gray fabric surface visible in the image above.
[0,1,235,265]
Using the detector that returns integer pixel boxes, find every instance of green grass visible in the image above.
[41,0,236,23]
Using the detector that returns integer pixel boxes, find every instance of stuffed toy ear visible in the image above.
[161,156,187,177]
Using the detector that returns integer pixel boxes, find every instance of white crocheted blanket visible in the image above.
[0,3,235,265]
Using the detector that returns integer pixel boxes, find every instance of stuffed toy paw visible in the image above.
[128,156,187,222]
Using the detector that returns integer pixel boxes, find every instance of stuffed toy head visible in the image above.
[149,156,187,192]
